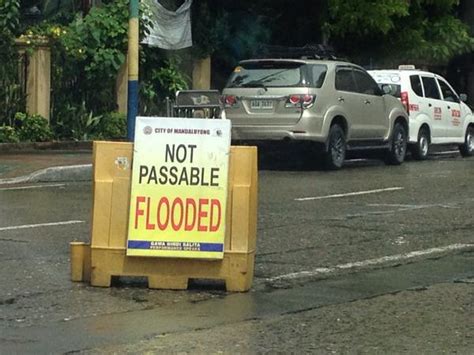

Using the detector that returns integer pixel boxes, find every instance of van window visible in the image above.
[335,68,357,92]
[378,84,400,98]
[437,79,458,102]
[410,75,423,97]
[421,77,441,100]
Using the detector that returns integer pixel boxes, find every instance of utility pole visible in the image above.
[127,0,139,141]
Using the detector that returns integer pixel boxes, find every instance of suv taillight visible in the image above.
[285,94,315,109]
[222,95,238,107]
[400,91,409,113]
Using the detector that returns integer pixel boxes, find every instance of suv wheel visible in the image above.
[459,126,474,157]
[324,124,346,170]
[385,123,407,165]
[412,127,430,160]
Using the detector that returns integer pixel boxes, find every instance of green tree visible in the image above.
[325,0,474,65]
[207,0,473,66]
[0,0,24,126]
[452,0,474,104]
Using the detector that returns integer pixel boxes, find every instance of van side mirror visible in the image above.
[459,93,468,102]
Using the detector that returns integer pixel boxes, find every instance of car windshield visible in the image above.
[226,62,326,88]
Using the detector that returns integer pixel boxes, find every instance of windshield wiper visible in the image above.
[241,81,268,90]
[249,68,293,86]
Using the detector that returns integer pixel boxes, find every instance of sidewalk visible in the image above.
[0,142,93,185]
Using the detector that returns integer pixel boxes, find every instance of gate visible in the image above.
[0,51,27,126]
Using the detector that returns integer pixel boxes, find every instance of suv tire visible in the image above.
[412,127,430,160]
[459,126,474,157]
[385,122,407,165]
[324,124,346,170]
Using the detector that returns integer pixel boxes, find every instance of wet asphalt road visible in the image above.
[0,150,473,353]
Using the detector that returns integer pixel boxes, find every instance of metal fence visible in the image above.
[0,52,28,125]
[18,51,28,98]
[166,90,223,118]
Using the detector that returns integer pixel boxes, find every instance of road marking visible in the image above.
[0,220,84,231]
[367,203,459,209]
[0,184,66,191]
[295,187,404,201]
[266,243,474,283]
[368,203,422,208]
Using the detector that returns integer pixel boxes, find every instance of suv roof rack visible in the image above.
[254,44,341,61]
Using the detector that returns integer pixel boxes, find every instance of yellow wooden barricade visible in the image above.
[71,141,258,292]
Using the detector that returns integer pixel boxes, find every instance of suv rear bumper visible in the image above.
[231,125,327,143]
[230,111,327,143]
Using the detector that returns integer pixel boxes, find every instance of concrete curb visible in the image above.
[0,141,93,153]
[0,164,92,185]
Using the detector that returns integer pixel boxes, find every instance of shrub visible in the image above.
[0,125,20,143]
[99,111,127,139]
[52,102,102,141]
[15,112,53,142]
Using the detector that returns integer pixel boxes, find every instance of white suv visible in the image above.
[369,67,474,159]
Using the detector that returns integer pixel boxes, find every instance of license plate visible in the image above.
[250,100,273,109]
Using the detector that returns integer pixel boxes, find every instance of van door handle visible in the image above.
[338,97,345,102]
[364,99,371,104]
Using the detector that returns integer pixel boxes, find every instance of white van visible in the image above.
[369,67,474,159]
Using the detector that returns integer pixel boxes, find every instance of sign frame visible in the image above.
[126,117,231,259]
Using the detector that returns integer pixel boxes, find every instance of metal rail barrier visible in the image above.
[168,90,223,118]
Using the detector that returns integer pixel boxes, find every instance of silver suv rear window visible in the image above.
[225,62,327,88]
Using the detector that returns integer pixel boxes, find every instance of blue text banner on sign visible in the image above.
[127,117,231,259]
